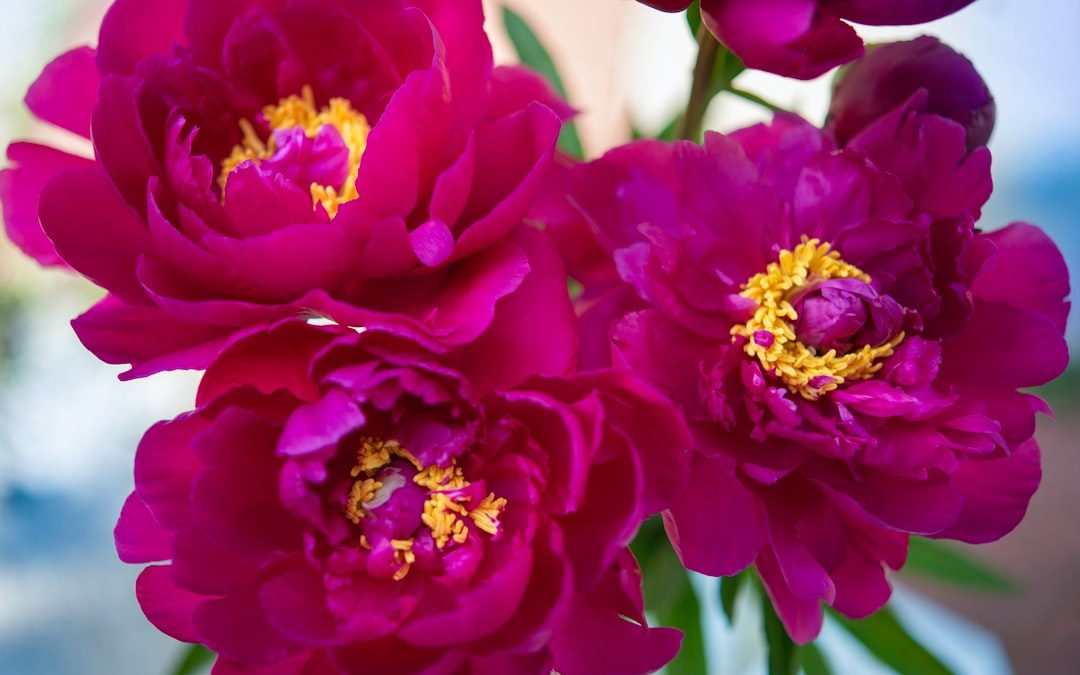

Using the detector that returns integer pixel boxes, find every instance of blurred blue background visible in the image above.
[0,0,1075,673]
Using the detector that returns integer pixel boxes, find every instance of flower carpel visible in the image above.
[732,238,905,400]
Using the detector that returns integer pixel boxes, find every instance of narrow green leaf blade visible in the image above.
[831,607,953,675]
[800,642,833,675]
[501,7,583,158]
[762,592,801,675]
[171,644,214,675]
[904,537,1016,592]
[502,7,568,97]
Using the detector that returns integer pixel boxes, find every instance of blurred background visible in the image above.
[0,0,1075,673]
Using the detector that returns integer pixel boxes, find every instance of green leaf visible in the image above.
[830,607,953,675]
[718,569,749,625]
[800,642,833,675]
[633,518,707,675]
[904,538,1016,592]
[170,644,214,675]
[762,591,801,675]
[501,7,584,158]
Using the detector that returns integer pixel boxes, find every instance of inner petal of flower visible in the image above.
[221,85,370,218]
[731,237,905,401]
[344,437,508,581]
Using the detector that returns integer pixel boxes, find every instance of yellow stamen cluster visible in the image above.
[220,85,370,218]
[731,238,904,401]
[344,477,382,525]
[344,437,508,579]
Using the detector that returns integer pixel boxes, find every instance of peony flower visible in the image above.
[828,37,995,151]
[635,0,979,80]
[1,0,569,379]
[570,105,1069,641]
[115,318,690,674]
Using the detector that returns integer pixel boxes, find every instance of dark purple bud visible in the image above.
[828,36,995,151]
[792,278,903,353]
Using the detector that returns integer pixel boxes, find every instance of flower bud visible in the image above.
[829,36,995,150]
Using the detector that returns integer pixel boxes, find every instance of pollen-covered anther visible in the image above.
[221,85,370,217]
[732,237,905,400]
[344,477,382,524]
[391,539,416,581]
[470,493,508,536]
[422,492,470,549]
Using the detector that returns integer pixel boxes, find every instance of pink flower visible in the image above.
[1,0,570,379]
[570,107,1069,641]
[636,0,980,80]
[115,319,689,674]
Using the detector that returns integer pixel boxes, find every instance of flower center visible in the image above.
[221,85,370,218]
[731,238,905,400]
[344,437,507,581]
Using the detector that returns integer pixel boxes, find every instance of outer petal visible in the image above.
[115,492,172,564]
[934,440,1041,544]
[941,299,1069,390]
[0,142,92,266]
[757,547,823,644]
[96,0,187,75]
[551,552,683,675]
[38,166,150,303]
[134,416,205,532]
[25,46,99,138]
[136,565,202,644]
[664,455,767,576]
[71,296,236,380]
[456,227,577,396]
[701,0,865,80]
[972,223,1070,333]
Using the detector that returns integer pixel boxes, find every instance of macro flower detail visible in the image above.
[115,320,690,673]
[340,436,508,580]
[220,86,371,218]
[572,106,1069,642]
[732,238,905,400]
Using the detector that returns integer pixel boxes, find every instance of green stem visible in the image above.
[677,25,720,141]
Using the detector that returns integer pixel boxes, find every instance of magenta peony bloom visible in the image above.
[571,105,1070,641]
[115,318,690,674]
[697,0,979,79]
[1,0,570,379]
[828,37,995,150]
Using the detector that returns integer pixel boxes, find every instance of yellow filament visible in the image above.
[731,237,904,400]
[220,85,370,218]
